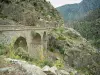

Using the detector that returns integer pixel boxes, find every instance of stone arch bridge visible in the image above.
[0,25,54,59]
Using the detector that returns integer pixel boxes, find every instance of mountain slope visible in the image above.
[57,0,100,49]
[48,27,100,75]
[0,0,63,26]
[57,0,100,22]
[72,9,100,49]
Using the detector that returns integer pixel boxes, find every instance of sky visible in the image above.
[46,0,83,8]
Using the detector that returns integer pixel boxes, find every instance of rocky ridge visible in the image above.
[0,0,63,27]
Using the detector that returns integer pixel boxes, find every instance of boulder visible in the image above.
[0,67,14,72]
[6,58,46,75]
[58,70,70,75]
[42,66,70,75]
[42,66,57,75]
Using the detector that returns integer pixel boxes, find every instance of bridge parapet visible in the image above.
[0,25,55,31]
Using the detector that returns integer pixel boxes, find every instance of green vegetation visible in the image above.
[57,0,100,50]
[7,45,54,68]
[57,0,100,22]
[77,67,92,75]
[72,9,100,49]
[0,44,6,55]
[54,59,64,69]
[0,43,63,68]
[48,27,100,75]
[48,27,83,54]
[32,59,53,68]
[0,44,29,60]
[48,27,66,54]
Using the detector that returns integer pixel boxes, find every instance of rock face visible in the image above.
[6,58,47,75]
[48,27,100,75]
[0,0,63,27]
[42,66,57,75]
[0,58,71,75]
[62,28,95,67]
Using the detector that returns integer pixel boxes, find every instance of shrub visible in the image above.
[39,60,53,67]
[57,36,66,40]
[54,59,64,69]
[15,47,29,60]
[56,46,65,54]
[50,47,55,52]
[0,44,7,55]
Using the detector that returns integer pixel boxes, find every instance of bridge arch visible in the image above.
[14,36,28,51]
[32,32,41,44]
